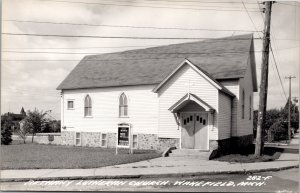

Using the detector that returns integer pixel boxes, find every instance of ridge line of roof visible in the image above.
[82,33,254,58]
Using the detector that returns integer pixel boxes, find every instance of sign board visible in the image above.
[117,126,130,147]
[116,123,132,154]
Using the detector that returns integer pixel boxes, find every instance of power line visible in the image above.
[2,32,261,40]
[2,45,162,50]
[89,0,260,5]
[276,2,300,8]
[4,19,259,33]
[81,0,260,9]
[4,45,299,51]
[241,0,262,39]
[270,44,287,100]
[36,0,261,12]
[3,50,261,55]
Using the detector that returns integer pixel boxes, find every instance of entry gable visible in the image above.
[153,59,222,92]
[153,59,235,97]
[169,93,215,113]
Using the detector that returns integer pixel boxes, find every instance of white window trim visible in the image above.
[119,92,129,118]
[101,133,108,148]
[75,132,81,146]
[67,100,75,110]
[132,134,138,149]
[84,94,93,118]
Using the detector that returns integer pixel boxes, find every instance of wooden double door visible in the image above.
[181,112,209,150]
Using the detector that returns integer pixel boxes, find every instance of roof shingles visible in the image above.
[57,34,254,90]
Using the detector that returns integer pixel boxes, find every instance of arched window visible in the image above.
[242,90,245,119]
[84,95,92,117]
[249,95,252,120]
[119,93,128,117]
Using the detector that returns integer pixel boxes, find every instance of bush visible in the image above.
[269,121,288,141]
[1,116,13,145]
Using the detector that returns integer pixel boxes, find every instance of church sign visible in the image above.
[116,123,132,154]
[118,126,130,147]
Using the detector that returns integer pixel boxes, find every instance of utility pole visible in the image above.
[255,1,273,157]
[285,76,296,140]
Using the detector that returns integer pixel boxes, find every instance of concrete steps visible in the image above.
[169,149,211,159]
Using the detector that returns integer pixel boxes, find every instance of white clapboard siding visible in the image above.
[218,92,232,140]
[62,85,159,134]
[218,79,239,137]
[158,64,219,139]
[237,59,254,136]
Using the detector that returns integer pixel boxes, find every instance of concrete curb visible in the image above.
[1,164,298,183]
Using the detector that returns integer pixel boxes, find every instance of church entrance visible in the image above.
[181,112,209,150]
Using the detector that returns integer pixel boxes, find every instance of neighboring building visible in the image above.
[1,107,27,132]
[57,34,257,154]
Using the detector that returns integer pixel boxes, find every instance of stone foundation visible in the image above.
[209,134,254,159]
[81,132,101,147]
[60,131,162,150]
[107,133,117,148]
[61,131,75,146]
[47,131,254,155]
[138,134,158,150]
[232,134,254,150]
[157,138,180,151]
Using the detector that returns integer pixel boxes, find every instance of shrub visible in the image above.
[1,116,13,145]
[269,121,288,141]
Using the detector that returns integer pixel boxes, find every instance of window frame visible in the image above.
[101,133,108,147]
[249,95,252,120]
[75,132,81,146]
[119,92,129,117]
[67,100,75,110]
[242,89,245,119]
[132,134,138,149]
[84,94,92,117]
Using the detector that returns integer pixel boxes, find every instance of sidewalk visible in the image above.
[1,134,299,182]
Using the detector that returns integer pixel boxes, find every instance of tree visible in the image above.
[1,114,13,145]
[16,120,31,144]
[23,109,48,143]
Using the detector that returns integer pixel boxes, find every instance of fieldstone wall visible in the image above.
[137,134,158,150]
[81,132,101,147]
[157,138,180,151]
[61,131,75,145]
[107,133,117,148]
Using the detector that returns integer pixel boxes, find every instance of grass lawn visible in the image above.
[1,141,161,170]
[214,145,283,163]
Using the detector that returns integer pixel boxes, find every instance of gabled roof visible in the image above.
[57,34,256,91]
[153,59,235,97]
[169,93,215,113]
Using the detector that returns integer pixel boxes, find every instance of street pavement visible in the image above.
[1,168,298,192]
[1,134,299,182]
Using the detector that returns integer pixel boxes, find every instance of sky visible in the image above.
[1,0,300,120]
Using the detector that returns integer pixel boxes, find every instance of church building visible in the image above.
[57,34,257,155]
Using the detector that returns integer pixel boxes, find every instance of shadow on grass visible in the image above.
[214,145,284,163]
